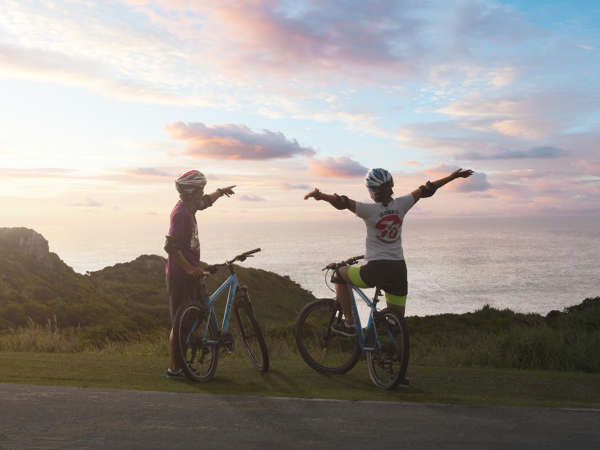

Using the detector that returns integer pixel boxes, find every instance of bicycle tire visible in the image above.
[366,308,409,390]
[173,302,219,382]
[234,295,269,372]
[295,299,361,374]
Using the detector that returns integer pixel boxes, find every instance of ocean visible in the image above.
[51,215,600,318]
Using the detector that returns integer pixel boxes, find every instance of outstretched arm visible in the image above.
[207,185,236,204]
[411,169,473,202]
[197,185,236,210]
[304,188,356,212]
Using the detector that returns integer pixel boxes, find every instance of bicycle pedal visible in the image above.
[219,331,234,352]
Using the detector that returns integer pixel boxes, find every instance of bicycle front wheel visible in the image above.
[295,299,361,374]
[234,295,269,372]
[173,302,219,382]
[366,309,409,390]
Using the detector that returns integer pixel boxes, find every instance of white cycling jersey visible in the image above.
[353,194,415,261]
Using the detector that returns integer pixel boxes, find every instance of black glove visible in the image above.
[419,181,437,198]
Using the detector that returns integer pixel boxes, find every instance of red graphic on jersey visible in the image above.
[375,215,402,243]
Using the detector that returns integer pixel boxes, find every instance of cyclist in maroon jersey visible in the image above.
[164,170,235,378]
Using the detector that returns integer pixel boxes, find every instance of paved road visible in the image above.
[1,383,599,449]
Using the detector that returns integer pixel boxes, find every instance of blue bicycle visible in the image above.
[295,255,409,390]
[173,248,269,382]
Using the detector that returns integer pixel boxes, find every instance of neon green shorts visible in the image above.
[347,263,407,307]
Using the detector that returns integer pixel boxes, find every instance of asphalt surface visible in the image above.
[1,383,599,449]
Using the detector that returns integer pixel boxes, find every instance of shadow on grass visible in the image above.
[1,352,599,407]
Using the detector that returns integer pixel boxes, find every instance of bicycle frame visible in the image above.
[195,273,240,346]
[348,286,385,352]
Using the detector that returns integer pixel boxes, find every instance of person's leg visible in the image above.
[168,291,180,372]
[169,328,177,370]
[167,275,187,372]
[384,295,406,318]
[335,266,354,324]
[341,264,373,325]
[384,260,408,318]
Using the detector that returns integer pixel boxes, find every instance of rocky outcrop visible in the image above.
[0,228,50,263]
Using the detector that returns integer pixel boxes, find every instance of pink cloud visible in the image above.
[308,157,367,178]
[126,167,170,177]
[423,164,460,179]
[71,197,103,207]
[165,122,315,160]
[239,194,266,202]
[125,0,537,86]
[576,160,600,176]
[463,146,567,160]
[395,160,422,166]
[454,172,492,192]
[186,1,422,79]
[438,90,598,142]
[280,182,311,190]
[0,168,76,178]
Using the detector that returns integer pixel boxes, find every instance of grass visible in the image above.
[1,298,599,408]
[1,351,599,408]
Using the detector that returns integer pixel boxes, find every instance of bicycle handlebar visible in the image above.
[227,248,261,265]
[321,255,364,271]
[204,248,261,274]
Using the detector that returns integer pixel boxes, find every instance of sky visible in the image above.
[1,0,599,239]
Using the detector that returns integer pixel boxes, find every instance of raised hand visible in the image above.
[452,169,474,179]
[304,188,323,200]
[218,185,236,197]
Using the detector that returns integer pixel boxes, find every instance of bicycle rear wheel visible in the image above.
[234,295,269,372]
[173,302,219,382]
[366,308,409,390]
[295,299,361,374]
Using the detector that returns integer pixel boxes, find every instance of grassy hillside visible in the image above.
[88,254,315,329]
[0,228,315,344]
[1,227,599,373]
[407,297,600,372]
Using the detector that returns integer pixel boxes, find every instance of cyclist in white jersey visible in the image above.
[305,167,473,336]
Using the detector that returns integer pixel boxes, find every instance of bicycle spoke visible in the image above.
[235,300,269,372]
[366,309,409,390]
[174,303,218,382]
[295,299,361,374]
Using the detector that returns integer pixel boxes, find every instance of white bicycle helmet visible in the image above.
[365,168,393,191]
[175,170,207,198]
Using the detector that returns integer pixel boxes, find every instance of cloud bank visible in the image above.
[308,157,368,178]
[165,122,315,160]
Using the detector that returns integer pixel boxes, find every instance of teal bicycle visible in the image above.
[295,255,409,390]
[173,248,269,382]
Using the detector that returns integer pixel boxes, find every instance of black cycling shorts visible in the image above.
[347,260,408,302]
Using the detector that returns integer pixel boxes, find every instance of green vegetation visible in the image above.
[1,226,599,383]
[407,297,600,372]
[0,352,599,408]
[0,227,313,346]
